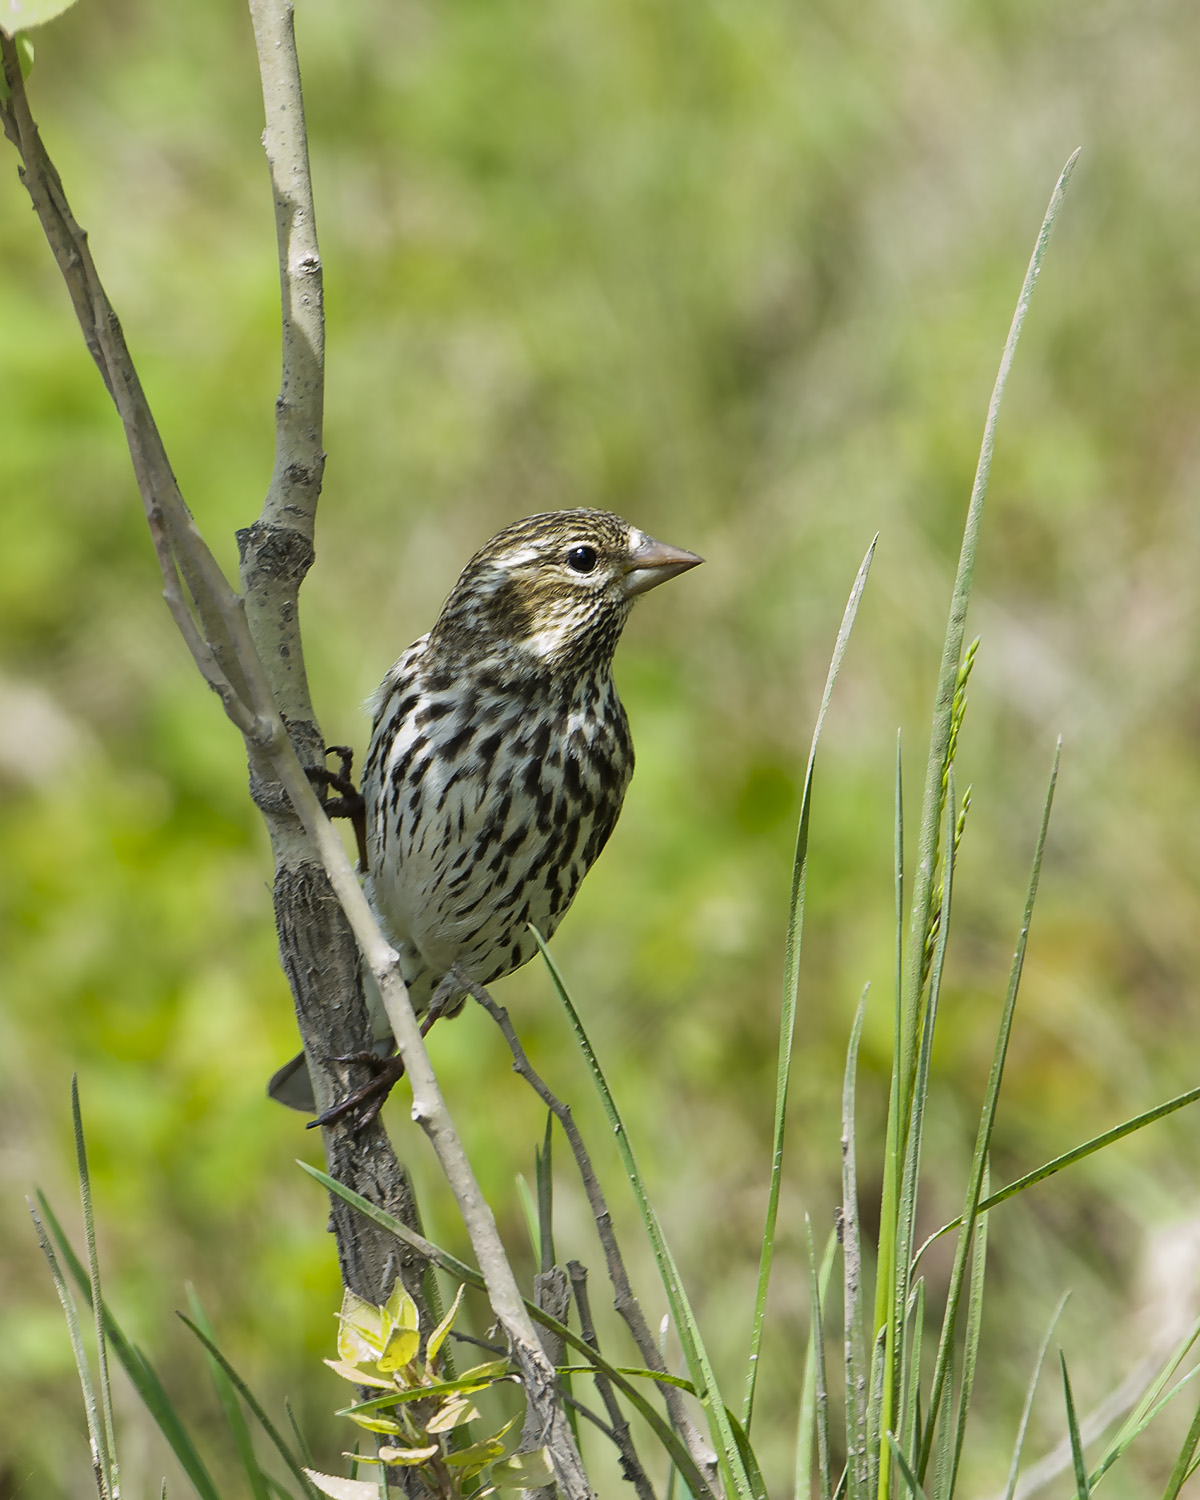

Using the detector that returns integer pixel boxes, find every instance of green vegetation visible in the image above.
[5,1,1200,1496]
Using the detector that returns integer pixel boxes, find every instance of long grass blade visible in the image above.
[807,1219,835,1500]
[177,1316,319,1500]
[187,1287,269,1500]
[887,1435,932,1500]
[36,1192,221,1500]
[929,1346,955,1500]
[868,1323,886,1499]
[537,1109,556,1273]
[1060,1354,1090,1499]
[1088,1312,1200,1489]
[744,537,876,1431]
[71,1077,120,1500]
[917,743,1060,1481]
[875,730,904,1345]
[892,775,958,1478]
[1162,1387,1200,1500]
[843,985,872,1500]
[28,1199,109,1497]
[947,1178,989,1496]
[536,931,763,1500]
[1002,1293,1069,1500]
[299,1159,715,1500]
[901,1281,925,1466]
[876,151,1079,1497]
[285,1399,314,1468]
[797,1229,839,1500]
[914,1082,1200,1266]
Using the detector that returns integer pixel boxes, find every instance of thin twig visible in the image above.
[466,975,719,1499]
[568,1262,658,1500]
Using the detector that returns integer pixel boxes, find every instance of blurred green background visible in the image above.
[3,0,1200,1494]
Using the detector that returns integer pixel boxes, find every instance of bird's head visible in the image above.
[428,509,703,677]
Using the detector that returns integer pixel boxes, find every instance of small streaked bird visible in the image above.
[270,509,702,1122]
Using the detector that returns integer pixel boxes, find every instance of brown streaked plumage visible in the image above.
[270,509,701,1121]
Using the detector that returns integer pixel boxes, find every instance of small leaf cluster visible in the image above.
[308,1282,551,1499]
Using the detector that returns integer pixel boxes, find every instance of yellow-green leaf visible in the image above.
[376,1444,440,1466]
[443,1416,517,1468]
[323,1358,393,1389]
[346,1412,402,1435]
[426,1283,465,1369]
[456,1358,511,1383]
[377,1323,420,1374]
[337,1290,385,1362]
[426,1397,479,1433]
[383,1283,420,1340]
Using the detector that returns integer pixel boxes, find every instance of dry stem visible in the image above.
[465,976,720,1498]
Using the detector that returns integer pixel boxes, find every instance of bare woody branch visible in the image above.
[465,976,721,1499]
[567,1261,658,1500]
[0,23,590,1499]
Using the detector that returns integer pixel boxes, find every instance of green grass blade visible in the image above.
[186,1288,269,1500]
[917,743,1060,1481]
[176,1316,319,1500]
[892,775,958,1476]
[797,1229,839,1500]
[1089,1314,1200,1489]
[298,1159,716,1500]
[914,1082,1200,1265]
[516,1172,541,1263]
[901,1281,925,1467]
[807,1218,835,1500]
[537,1109,556,1273]
[1162,1387,1200,1500]
[947,1180,989,1496]
[875,731,904,1345]
[929,1346,955,1500]
[535,931,761,1500]
[887,1434,932,1500]
[70,1077,119,1500]
[284,1399,314,1468]
[868,1323,886,1499]
[744,537,877,1431]
[878,152,1079,1496]
[1002,1293,1069,1500]
[36,1191,222,1500]
[843,984,872,1500]
[1061,1354,1091,1499]
[28,1198,109,1496]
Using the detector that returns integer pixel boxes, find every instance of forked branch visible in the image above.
[0,23,589,1497]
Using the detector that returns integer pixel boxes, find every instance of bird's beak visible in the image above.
[623,535,704,596]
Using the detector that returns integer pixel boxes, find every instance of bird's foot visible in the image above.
[307,1050,407,1132]
[307,744,368,868]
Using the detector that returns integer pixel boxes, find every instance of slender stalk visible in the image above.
[843,987,871,1500]
[1001,1295,1069,1500]
[568,1262,658,1500]
[745,539,876,1430]
[917,747,1060,1480]
[467,977,719,1498]
[537,934,758,1499]
[71,1079,120,1500]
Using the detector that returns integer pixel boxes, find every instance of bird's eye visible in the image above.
[565,545,598,574]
